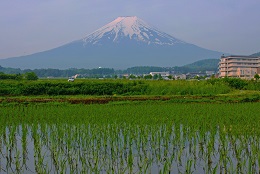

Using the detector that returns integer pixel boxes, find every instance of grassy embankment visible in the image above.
[0,78,260,104]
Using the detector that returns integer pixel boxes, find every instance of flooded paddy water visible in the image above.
[1,102,260,173]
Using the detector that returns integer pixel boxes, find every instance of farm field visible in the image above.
[1,102,260,173]
[1,78,260,173]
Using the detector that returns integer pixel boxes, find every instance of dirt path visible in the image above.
[0,95,259,104]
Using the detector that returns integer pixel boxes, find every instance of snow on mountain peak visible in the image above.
[83,16,185,45]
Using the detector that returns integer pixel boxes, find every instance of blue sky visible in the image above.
[1,0,260,59]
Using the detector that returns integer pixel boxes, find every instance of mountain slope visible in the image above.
[250,52,260,57]
[181,59,219,72]
[0,16,223,69]
[82,16,185,46]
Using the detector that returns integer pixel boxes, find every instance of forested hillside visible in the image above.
[251,52,260,57]
[0,59,219,77]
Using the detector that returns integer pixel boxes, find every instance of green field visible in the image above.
[1,78,260,173]
[1,102,260,173]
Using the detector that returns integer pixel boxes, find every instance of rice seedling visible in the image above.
[0,102,260,173]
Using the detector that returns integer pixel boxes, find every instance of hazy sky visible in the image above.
[1,0,260,59]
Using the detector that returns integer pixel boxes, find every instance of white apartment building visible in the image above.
[219,55,260,79]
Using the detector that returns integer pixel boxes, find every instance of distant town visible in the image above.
[1,54,260,81]
[1,55,260,81]
[0,59,217,80]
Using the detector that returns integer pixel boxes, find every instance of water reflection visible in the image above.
[0,124,259,173]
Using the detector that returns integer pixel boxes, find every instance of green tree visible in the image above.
[25,72,38,80]
[129,74,136,79]
[254,73,260,81]
[144,74,152,80]
[158,74,163,80]
[15,73,23,80]
[153,74,159,80]
[194,75,199,80]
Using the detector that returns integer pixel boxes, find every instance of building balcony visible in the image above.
[219,69,228,72]
[228,63,258,66]
[219,64,228,67]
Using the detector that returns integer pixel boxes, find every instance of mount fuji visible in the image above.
[0,16,223,69]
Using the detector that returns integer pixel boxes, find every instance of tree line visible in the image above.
[0,61,217,78]
[0,65,174,78]
[0,72,38,80]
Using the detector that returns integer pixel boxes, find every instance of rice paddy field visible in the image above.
[1,101,260,173]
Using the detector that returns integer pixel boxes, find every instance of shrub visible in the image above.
[222,77,248,90]
[25,72,38,80]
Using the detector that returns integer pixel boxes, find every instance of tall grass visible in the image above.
[0,79,233,96]
[146,80,231,95]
